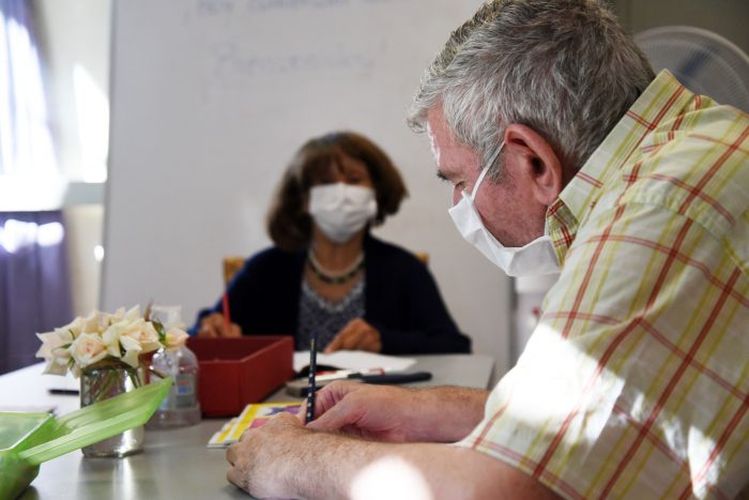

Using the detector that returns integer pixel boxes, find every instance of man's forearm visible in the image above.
[287,434,557,500]
[409,386,488,442]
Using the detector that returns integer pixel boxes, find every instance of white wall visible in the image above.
[103,0,514,376]
[63,205,104,315]
[35,0,112,182]
[33,0,112,315]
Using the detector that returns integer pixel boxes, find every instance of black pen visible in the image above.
[305,331,318,424]
[292,371,433,397]
[48,388,79,396]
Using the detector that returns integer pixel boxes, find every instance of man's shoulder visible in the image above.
[619,102,749,235]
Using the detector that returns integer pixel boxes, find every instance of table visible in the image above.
[0,354,494,500]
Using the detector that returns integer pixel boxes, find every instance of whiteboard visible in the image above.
[103,0,513,375]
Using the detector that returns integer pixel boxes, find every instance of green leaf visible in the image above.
[153,320,167,344]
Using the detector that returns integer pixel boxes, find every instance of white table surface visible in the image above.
[0,354,494,500]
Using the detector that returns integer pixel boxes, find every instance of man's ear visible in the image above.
[502,124,563,206]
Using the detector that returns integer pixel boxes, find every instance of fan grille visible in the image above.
[635,26,749,113]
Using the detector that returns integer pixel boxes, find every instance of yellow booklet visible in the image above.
[207,402,301,448]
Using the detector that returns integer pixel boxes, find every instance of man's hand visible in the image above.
[197,313,241,338]
[306,380,487,443]
[226,412,303,498]
[306,380,419,441]
[324,318,381,353]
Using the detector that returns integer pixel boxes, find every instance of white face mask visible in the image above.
[448,142,560,277]
[308,183,378,244]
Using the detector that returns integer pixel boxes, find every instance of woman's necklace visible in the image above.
[307,250,365,285]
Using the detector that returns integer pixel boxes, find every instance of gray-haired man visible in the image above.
[227,1,749,498]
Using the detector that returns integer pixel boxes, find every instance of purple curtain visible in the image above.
[0,0,57,177]
[0,211,72,374]
[0,1,69,374]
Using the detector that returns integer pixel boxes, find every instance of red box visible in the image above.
[187,336,294,417]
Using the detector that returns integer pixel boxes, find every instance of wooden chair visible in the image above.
[223,256,246,285]
[415,252,429,266]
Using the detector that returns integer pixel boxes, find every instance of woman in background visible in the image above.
[194,131,470,354]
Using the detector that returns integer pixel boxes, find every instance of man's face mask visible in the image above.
[308,183,377,244]
[447,142,560,277]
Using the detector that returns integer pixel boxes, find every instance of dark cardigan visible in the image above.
[193,236,471,354]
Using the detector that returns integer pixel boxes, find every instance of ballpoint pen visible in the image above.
[304,331,318,424]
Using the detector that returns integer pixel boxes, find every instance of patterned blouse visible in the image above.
[296,277,365,350]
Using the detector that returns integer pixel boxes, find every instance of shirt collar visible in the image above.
[546,70,694,264]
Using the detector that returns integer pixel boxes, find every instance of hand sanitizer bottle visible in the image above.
[147,306,201,429]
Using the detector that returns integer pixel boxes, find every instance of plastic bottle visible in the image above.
[147,306,201,429]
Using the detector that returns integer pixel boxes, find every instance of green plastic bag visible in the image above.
[0,377,171,500]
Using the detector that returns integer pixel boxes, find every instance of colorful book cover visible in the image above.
[207,402,301,448]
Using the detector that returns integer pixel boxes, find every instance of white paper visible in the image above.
[293,350,416,373]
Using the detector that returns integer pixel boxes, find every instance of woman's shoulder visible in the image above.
[241,245,305,273]
[365,236,426,269]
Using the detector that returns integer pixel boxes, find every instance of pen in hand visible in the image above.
[305,331,318,424]
[222,292,231,335]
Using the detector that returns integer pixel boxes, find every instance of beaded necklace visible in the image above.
[307,251,365,285]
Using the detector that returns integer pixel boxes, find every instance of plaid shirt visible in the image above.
[457,71,749,499]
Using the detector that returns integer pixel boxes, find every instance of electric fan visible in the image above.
[635,25,749,113]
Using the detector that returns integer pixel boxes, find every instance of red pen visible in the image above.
[222,292,231,335]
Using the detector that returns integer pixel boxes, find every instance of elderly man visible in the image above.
[226,1,749,498]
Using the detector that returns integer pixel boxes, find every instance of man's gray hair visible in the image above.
[408,0,654,176]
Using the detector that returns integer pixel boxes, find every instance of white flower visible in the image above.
[36,330,74,375]
[69,333,108,368]
[37,305,171,377]
[45,356,71,375]
[102,321,126,359]
[101,317,160,368]
[108,307,126,323]
[102,305,139,328]
[58,316,86,339]
[164,327,189,348]
[81,309,110,334]
[119,334,143,368]
[36,330,69,358]
[121,319,161,354]
[123,305,141,322]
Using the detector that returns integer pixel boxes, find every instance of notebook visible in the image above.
[207,402,301,448]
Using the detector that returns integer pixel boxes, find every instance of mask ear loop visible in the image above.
[470,142,505,199]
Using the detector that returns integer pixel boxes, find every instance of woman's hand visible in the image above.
[197,313,242,338]
[324,317,381,353]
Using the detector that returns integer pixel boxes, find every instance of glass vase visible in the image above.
[79,360,145,458]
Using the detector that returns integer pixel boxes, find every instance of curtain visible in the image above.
[0,1,69,374]
[0,0,57,176]
[0,211,73,374]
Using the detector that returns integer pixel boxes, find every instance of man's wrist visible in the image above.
[289,431,377,499]
[411,386,488,442]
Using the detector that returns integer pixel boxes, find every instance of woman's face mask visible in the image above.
[308,183,378,244]
[448,142,560,277]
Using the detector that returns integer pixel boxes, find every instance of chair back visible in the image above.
[223,256,245,285]
[415,252,429,266]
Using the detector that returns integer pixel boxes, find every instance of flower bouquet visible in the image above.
[36,305,188,378]
[35,305,189,457]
